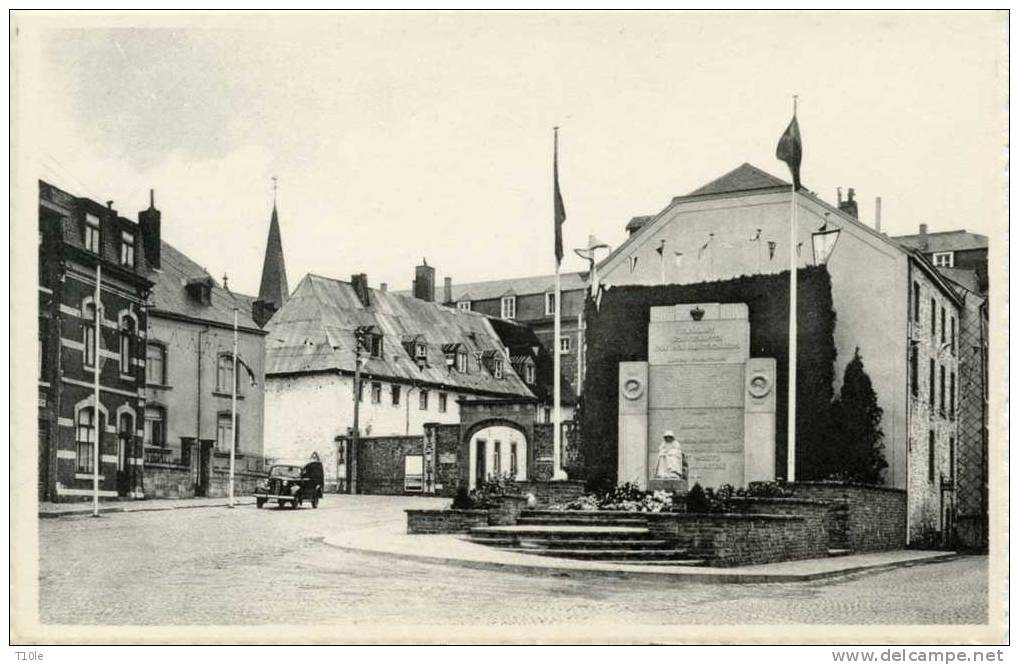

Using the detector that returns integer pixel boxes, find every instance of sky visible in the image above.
[17,11,1007,298]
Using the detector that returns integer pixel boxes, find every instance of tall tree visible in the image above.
[830,348,888,484]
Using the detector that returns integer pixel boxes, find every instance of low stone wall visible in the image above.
[208,469,268,498]
[789,481,906,552]
[144,462,195,499]
[645,511,828,567]
[406,509,490,534]
[508,480,587,507]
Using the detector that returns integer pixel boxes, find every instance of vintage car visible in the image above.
[254,459,324,509]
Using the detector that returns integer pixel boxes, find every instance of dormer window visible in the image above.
[545,292,556,315]
[494,358,504,379]
[120,231,135,267]
[84,213,101,253]
[402,334,426,365]
[932,251,954,267]
[457,300,471,312]
[360,331,384,359]
[186,277,213,305]
[501,295,516,319]
[511,355,536,385]
[456,349,469,373]
[443,343,469,373]
[482,350,505,379]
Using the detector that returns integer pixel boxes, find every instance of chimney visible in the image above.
[919,223,929,251]
[443,277,452,304]
[413,258,435,302]
[874,196,882,232]
[625,216,652,237]
[838,187,858,219]
[138,189,161,269]
[380,282,388,293]
[836,187,843,205]
[351,273,371,307]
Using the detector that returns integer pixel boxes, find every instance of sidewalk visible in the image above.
[39,495,256,518]
[322,520,959,584]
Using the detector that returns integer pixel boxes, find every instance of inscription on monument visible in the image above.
[648,319,749,365]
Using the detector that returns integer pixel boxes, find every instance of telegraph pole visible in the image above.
[92,263,102,517]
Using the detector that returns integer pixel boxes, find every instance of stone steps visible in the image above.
[470,536,676,550]
[827,548,854,557]
[494,547,700,562]
[516,512,649,528]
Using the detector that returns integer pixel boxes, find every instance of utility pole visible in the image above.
[92,263,102,517]
[229,307,238,507]
[350,326,367,494]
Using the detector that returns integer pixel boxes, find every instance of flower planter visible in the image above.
[486,494,529,526]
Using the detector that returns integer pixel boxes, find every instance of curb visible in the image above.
[320,537,960,584]
[39,499,256,518]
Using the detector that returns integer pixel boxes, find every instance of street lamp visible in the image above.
[812,213,842,266]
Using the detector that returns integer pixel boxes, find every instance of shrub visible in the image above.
[826,348,888,484]
[737,481,795,498]
[686,483,710,513]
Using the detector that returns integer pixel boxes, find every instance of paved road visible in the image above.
[39,495,988,626]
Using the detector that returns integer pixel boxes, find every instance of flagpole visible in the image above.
[229,307,238,507]
[92,263,102,517]
[552,127,565,480]
[787,183,798,483]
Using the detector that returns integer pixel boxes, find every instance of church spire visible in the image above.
[257,177,289,313]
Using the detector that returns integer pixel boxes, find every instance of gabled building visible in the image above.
[595,163,969,543]
[893,226,989,294]
[139,195,268,498]
[38,181,153,502]
[263,272,538,491]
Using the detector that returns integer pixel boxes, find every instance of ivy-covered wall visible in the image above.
[576,266,837,488]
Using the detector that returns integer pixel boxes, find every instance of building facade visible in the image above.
[38,181,152,502]
[893,225,989,294]
[263,272,540,491]
[139,199,268,498]
[595,163,967,542]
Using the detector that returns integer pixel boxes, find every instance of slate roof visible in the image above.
[681,162,790,199]
[486,317,578,405]
[892,230,989,254]
[257,203,289,308]
[936,267,982,295]
[148,241,263,332]
[265,273,535,399]
[399,271,588,303]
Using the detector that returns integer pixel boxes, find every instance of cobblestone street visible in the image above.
[39,495,988,626]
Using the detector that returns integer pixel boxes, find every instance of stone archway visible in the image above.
[466,420,528,490]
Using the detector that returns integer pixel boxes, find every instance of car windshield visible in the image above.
[269,465,303,479]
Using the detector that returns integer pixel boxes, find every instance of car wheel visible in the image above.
[292,499,299,509]
[312,496,319,509]
[277,500,286,509]
[256,498,265,509]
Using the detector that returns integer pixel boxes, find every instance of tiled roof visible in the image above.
[257,203,289,309]
[265,273,535,399]
[682,163,790,199]
[148,241,263,331]
[398,271,588,303]
[892,230,989,254]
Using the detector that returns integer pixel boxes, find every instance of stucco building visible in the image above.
[139,196,268,498]
[595,163,967,542]
[38,181,152,502]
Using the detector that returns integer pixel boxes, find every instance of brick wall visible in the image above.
[431,424,463,496]
[645,511,827,567]
[508,480,587,507]
[532,422,553,480]
[357,435,425,495]
[145,462,195,499]
[790,481,906,551]
[405,509,489,534]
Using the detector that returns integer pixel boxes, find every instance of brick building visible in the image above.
[139,194,268,499]
[38,181,152,502]
[893,225,989,295]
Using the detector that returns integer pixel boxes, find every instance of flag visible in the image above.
[628,256,638,273]
[554,129,567,266]
[768,241,776,260]
[698,233,714,259]
[776,113,802,190]
[750,228,762,242]
[655,239,665,256]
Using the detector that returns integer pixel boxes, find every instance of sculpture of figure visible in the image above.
[654,430,688,479]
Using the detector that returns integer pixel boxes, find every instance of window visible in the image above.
[545,292,556,315]
[84,213,100,253]
[930,298,936,337]
[940,306,946,344]
[939,365,946,414]
[928,431,935,483]
[146,343,166,385]
[493,358,504,379]
[524,362,535,385]
[928,359,935,407]
[216,354,241,395]
[391,384,401,406]
[560,337,572,354]
[493,441,502,475]
[82,303,97,368]
[404,455,424,492]
[510,442,518,477]
[419,390,429,410]
[120,231,135,267]
[144,406,166,447]
[912,282,921,322]
[414,342,427,360]
[216,412,237,453]
[501,296,516,319]
[932,251,954,267]
[438,392,448,413]
[456,349,469,373]
[357,379,365,402]
[949,372,956,419]
[949,437,955,481]
[457,301,471,312]
[371,381,382,404]
[361,332,383,358]
[75,407,98,473]
[909,345,919,396]
[544,406,551,423]
[950,317,956,355]
[119,316,135,374]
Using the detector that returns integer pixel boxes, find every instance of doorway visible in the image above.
[474,439,486,487]
[197,440,213,496]
[116,413,133,497]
